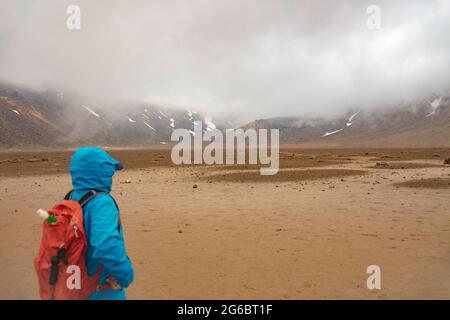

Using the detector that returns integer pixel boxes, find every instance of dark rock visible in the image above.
[375,161,390,168]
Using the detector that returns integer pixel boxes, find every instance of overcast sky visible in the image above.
[0,0,449,120]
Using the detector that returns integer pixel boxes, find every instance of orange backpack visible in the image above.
[34,190,105,300]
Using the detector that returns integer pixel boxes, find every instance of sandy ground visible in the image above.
[0,148,449,299]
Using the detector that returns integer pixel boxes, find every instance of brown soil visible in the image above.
[369,148,450,162]
[369,162,443,170]
[202,169,367,183]
[395,178,450,189]
[0,147,449,299]
[1,147,448,177]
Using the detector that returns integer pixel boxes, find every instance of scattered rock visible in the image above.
[120,179,132,184]
[178,229,183,234]
[375,161,390,168]
[192,184,198,189]
[444,158,450,165]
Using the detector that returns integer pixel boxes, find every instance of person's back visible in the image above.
[69,147,134,300]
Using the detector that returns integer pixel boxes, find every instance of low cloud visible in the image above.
[0,0,449,121]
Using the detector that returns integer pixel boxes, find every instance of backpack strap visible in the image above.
[64,190,74,201]
[64,189,121,231]
[78,190,107,207]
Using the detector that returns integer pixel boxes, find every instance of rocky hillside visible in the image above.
[243,97,450,147]
[0,82,232,149]
[1,81,449,148]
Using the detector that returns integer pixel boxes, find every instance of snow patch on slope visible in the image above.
[82,105,100,118]
[143,121,156,131]
[430,97,442,110]
[346,111,359,127]
[204,115,216,131]
[425,97,442,117]
[158,110,168,118]
[322,128,343,137]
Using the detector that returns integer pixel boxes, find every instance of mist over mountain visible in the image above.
[0,80,448,148]
[243,96,450,147]
[0,81,238,148]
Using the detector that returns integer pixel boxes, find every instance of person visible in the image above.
[68,146,134,300]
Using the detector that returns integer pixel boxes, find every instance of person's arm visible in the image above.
[88,195,134,288]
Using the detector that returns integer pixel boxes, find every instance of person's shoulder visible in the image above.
[85,193,118,211]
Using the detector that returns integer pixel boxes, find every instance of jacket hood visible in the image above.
[70,147,123,192]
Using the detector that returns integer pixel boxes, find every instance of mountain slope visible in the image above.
[1,81,449,148]
[0,82,232,149]
[243,97,450,147]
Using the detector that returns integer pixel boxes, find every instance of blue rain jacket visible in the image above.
[69,147,134,300]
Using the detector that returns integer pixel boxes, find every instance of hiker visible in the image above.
[68,147,134,300]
